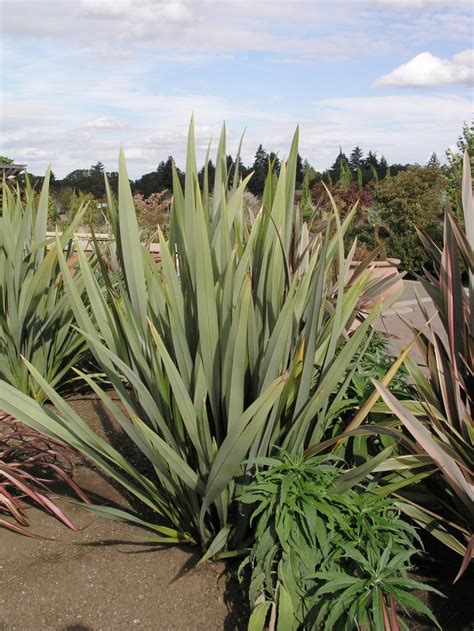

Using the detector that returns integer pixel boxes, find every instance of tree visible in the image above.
[426,152,441,169]
[339,159,352,192]
[61,162,106,198]
[389,163,408,177]
[300,171,314,218]
[364,151,378,169]
[375,166,448,274]
[134,157,182,197]
[349,147,364,172]
[295,153,304,188]
[369,164,379,185]
[0,155,14,164]
[226,154,234,178]
[329,148,349,183]
[133,171,162,198]
[198,159,216,188]
[446,120,474,172]
[247,144,268,195]
[445,120,474,211]
[302,159,318,186]
[156,156,175,191]
[268,151,281,176]
[378,155,389,179]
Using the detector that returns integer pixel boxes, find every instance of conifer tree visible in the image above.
[426,152,441,169]
[300,171,314,218]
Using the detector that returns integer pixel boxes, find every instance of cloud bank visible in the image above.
[376,50,473,87]
[1,1,472,176]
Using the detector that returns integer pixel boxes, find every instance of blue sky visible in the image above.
[1,0,472,178]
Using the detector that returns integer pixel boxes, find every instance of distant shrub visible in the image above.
[133,191,171,238]
[374,166,447,274]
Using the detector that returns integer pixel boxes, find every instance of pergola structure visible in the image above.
[0,162,27,178]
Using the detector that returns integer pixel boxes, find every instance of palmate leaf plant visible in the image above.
[346,331,413,402]
[369,150,473,578]
[0,119,398,552]
[240,451,441,631]
[0,172,92,402]
[0,411,90,535]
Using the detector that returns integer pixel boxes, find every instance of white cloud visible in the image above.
[80,0,134,18]
[1,1,472,176]
[376,50,474,86]
[0,103,71,131]
[2,92,470,178]
[372,0,447,6]
[84,117,127,129]
[4,0,466,59]
[21,147,49,159]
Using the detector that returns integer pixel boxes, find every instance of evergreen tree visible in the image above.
[226,154,234,178]
[248,144,269,195]
[364,151,379,168]
[300,171,314,218]
[349,146,364,172]
[133,172,161,197]
[302,158,318,185]
[445,120,474,210]
[268,151,281,176]
[446,120,474,173]
[378,155,389,179]
[339,159,352,191]
[329,148,349,183]
[134,156,183,197]
[296,153,304,188]
[198,159,216,188]
[156,156,175,191]
[369,164,379,185]
[61,162,106,197]
[426,152,441,169]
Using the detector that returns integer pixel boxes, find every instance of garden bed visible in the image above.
[2,396,472,631]
[1,395,248,631]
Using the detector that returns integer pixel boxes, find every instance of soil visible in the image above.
[1,396,248,631]
[1,395,472,631]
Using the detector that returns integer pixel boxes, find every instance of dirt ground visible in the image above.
[2,396,472,631]
[1,396,248,631]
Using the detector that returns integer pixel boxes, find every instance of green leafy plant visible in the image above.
[240,451,441,631]
[373,166,447,275]
[348,332,412,401]
[372,149,473,577]
[0,411,89,535]
[0,120,398,552]
[0,173,91,402]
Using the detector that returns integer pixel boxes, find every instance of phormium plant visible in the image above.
[0,411,89,535]
[373,149,473,579]
[0,120,400,552]
[0,172,92,402]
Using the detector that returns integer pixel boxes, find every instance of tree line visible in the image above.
[19,144,416,202]
[6,121,473,275]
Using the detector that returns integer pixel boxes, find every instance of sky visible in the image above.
[0,0,473,178]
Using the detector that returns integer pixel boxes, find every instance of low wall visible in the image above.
[45,231,160,254]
